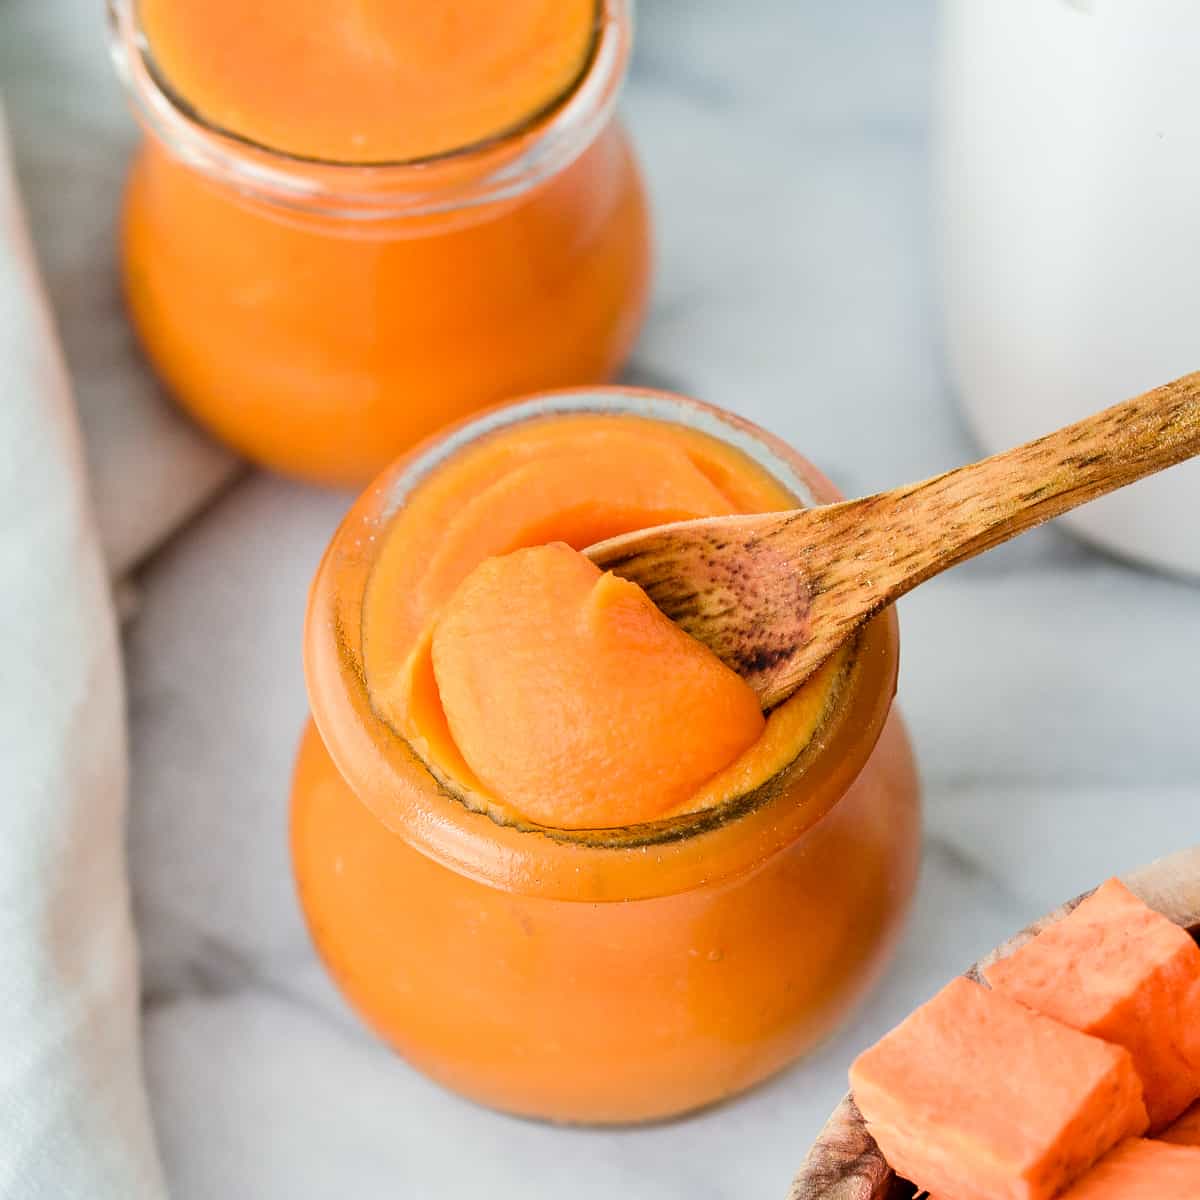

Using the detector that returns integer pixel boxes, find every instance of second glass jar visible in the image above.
[110,0,651,486]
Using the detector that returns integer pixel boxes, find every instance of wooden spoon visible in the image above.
[586,372,1200,709]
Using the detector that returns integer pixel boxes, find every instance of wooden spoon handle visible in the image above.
[841,370,1200,594]
[743,370,1200,707]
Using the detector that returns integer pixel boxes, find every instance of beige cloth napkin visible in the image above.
[0,106,166,1198]
[1,0,239,577]
[0,3,259,1191]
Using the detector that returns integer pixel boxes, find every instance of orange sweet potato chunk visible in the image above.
[849,977,1147,1200]
[1159,1099,1200,1147]
[431,543,765,829]
[1057,1138,1200,1198]
[983,879,1200,1130]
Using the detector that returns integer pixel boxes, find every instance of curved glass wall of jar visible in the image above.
[293,388,922,1123]
[108,1,652,486]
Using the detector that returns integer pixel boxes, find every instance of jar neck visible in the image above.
[303,389,901,901]
[108,0,632,224]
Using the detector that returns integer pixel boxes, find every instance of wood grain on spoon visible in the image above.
[586,371,1200,710]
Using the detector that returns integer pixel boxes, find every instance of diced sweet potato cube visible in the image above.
[1057,1138,1200,1198]
[849,977,1147,1200]
[1159,1099,1200,1148]
[984,878,1200,1130]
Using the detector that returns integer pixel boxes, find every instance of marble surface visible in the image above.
[12,0,1200,1196]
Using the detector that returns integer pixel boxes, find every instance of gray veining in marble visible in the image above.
[7,0,1200,1196]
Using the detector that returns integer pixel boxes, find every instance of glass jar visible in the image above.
[293,388,921,1124]
[108,1,651,487]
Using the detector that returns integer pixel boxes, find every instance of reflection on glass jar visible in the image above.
[292,388,922,1123]
[108,1,651,486]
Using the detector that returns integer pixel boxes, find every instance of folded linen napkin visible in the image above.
[0,0,240,578]
[0,107,165,1198]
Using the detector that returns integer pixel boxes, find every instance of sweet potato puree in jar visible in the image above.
[115,0,649,485]
[293,389,921,1123]
[136,0,599,164]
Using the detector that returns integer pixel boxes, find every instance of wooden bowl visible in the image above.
[788,845,1200,1200]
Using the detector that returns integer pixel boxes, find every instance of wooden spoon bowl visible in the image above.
[788,846,1200,1200]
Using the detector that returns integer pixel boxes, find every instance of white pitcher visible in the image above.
[938,0,1200,577]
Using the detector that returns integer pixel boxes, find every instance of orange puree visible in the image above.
[137,0,598,163]
[361,413,852,829]
[294,393,922,1123]
[431,544,765,828]
[117,2,650,486]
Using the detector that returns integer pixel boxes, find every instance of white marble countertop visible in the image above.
[7,1,1200,1196]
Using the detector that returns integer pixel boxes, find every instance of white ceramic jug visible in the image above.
[938,0,1200,577]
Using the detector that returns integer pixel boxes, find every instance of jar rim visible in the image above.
[107,0,632,220]
[303,388,901,900]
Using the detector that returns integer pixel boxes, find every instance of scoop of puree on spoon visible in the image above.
[585,371,1200,710]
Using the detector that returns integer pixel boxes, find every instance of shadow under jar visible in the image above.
[108,0,651,487]
[292,388,921,1124]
